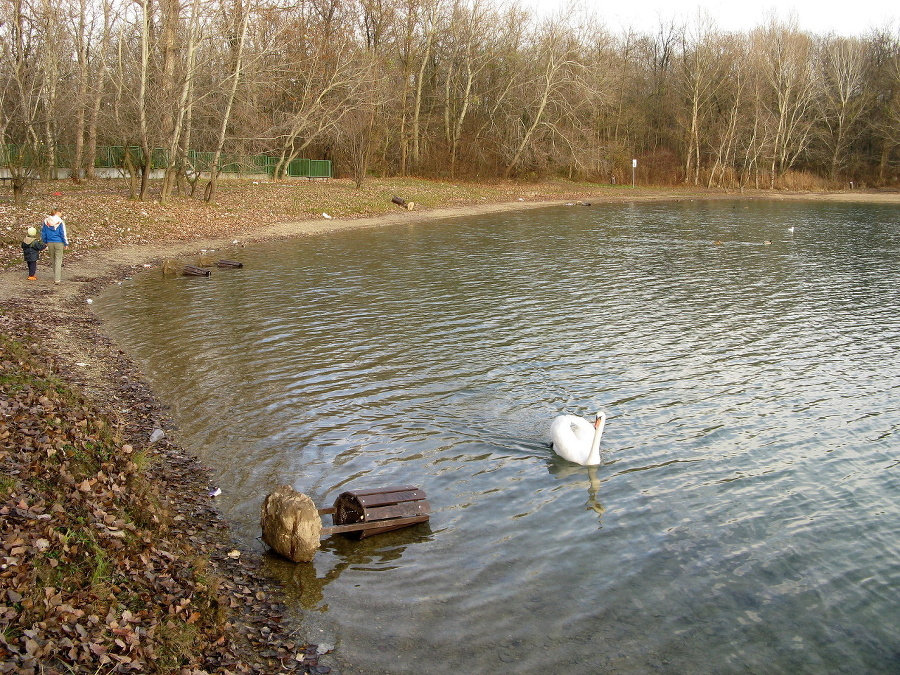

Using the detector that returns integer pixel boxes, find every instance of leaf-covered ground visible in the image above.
[0,305,331,674]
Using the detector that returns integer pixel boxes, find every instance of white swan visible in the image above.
[550,412,606,466]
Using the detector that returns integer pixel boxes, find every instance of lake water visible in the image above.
[97,199,900,674]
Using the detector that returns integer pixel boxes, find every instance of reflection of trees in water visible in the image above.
[547,462,606,524]
[264,525,434,609]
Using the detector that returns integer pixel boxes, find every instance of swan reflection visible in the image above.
[547,461,606,523]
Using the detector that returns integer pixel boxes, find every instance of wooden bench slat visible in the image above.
[356,489,426,507]
[321,515,429,536]
[363,501,430,521]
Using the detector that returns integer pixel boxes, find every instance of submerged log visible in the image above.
[182,265,211,277]
[216,259,244,268]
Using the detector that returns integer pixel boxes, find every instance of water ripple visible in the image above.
[98,200,900,674]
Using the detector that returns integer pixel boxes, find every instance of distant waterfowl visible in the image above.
[550,412,606,466]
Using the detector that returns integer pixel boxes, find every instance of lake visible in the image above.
[97,199,900,673]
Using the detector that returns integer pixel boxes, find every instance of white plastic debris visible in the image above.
[149,428,165,443]
[208,487,222,497]
[86,298,93,304]
[322,213,332,219]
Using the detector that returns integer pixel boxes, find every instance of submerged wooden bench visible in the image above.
[261,484,430,562]
[320,486,430,539]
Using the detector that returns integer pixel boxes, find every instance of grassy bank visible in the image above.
[1,328,220,671]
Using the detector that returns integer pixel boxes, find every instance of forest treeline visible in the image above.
[2,0,900,202]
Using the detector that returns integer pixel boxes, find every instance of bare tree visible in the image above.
[816,35,871,180]
[704,34,751,189]
[501,16,585,177]
[753,19,818,187]
[0,0,45,203]
[136,0,152,200]
[263,6,372,179]
[871,29,900,181]
[339,60,383,188]
[159,0,203,202]
[675,13,729,185]
[438,0,494,177]
[204,0,251,202]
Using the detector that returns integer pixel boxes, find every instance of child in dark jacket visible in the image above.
[22,226,47,280]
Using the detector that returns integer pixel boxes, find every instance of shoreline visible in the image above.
[3,187,898,300]
[2,186,898,672]
[2,198,566,301]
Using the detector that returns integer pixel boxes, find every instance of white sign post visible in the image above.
[632,159,637,188]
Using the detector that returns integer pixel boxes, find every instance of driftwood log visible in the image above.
[182,265,211,277]
[216,259,244,268]
[391,195,415,211]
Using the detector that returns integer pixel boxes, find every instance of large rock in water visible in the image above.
[260,485,322,562]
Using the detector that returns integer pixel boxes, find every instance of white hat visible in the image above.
[27,227,37,237]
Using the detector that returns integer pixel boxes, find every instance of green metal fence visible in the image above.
[3,144,332,178]
[287,158,332,178]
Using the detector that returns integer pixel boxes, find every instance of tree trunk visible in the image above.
[205,0,250,202]
[137,0,152,201]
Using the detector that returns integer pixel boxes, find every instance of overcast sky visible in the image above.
[527,0,897,37]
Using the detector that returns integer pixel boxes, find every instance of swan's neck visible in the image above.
[585,416,605,465]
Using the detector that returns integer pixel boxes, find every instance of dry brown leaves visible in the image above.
[0,314,323,674]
